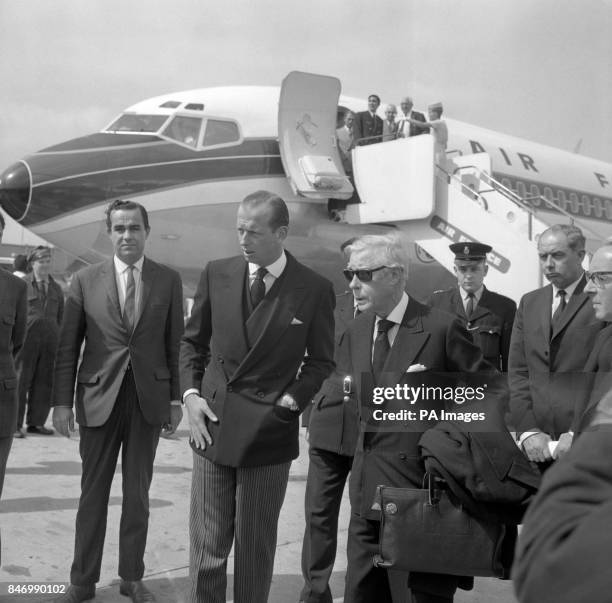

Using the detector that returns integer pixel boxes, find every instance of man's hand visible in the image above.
[53,406,75,438]
[522,432,553,463]
[553,431,573,459]
[161,403,183,438]
[184,393,218,450]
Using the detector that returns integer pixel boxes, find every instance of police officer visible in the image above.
[428,242,516,371]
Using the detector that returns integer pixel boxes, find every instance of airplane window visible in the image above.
[185,103,205,111]
[160,101,181,108]
[162,116,202,147]
[202,120,240,147]
[106,114,168,133]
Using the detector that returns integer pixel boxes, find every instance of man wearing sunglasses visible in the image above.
[339,234,496,603]
[508,224,605,466]
[570,242,612,431]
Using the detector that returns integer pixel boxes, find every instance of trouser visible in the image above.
[189,453,291,603]
[17,326,58,428]
[70,369,160,586]
[300,447,352,603]
[0,435,14,566]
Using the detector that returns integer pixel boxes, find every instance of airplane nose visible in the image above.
[0,161,31,222]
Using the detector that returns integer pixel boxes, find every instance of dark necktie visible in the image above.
[372,318,394,380]
[250,266,268,308]
[465,292,475,318]
[123,266,136,332]
[551,289,567,328]
[38,280,47,304]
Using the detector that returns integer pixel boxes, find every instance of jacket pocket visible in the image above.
[2,378,17,390]
[77,372,100,384]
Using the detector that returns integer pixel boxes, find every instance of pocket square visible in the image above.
[406,364,427,373]
[291,317,304,325]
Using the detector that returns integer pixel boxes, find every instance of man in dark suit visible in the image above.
[572,242,612,431]
[52,199,184,603]
[15,246,64,437]
[396,96,429,138]
[0,213,27,560]
[300,286,359,603]
[428,242,516,371]
[180,190,335,603]
[353,94,383,146]
[513,425,612,603]
[508,224,605,465]
[339,234,497,603]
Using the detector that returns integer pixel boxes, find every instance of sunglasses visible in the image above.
[343,266,387,282]
[585,271,612,289]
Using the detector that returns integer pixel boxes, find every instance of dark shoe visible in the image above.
[120,579,156,602]
[13,429,25,439]
[26,425,54,435]
[53,584,95,602]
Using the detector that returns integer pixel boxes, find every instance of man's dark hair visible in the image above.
[105,199,150,233]
[241,190,289,231]
[13,254,28,272]
[368,94,381,104]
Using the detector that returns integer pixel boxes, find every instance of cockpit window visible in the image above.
[106,114,168,133]
[203,120,240,147]
[162,116,202,148]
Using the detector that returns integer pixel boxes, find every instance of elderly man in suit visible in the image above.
[382,104,398,141]
[52,199,184,603]
[0,213,27,560]
[338,233,496,603]
[300,239,360,603]
[396,96,429,138]
[428,242,516,371]
[180,190,335,603]
[15,246,64,437]
[508,224,605,465]
[353,94,383,146]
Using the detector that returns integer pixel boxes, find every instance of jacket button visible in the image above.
[257,391,264,398]
[227,386,233,392]
[399,453,406,460]
[218,356,224,363]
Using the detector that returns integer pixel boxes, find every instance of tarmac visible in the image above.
[0,417,518,602]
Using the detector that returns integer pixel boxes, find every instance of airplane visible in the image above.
[1,71,610,302]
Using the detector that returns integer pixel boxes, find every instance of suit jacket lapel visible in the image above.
[380,298,430,388]
[539,285,553,341]
[470,288,493,322]
[230,254,304,383]
[134,258,156,332]
[101,260,123,325]
[551,275,588,340]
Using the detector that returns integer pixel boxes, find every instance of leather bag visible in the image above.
[373,474,508,577]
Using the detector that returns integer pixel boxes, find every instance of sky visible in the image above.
[0,0,611,195]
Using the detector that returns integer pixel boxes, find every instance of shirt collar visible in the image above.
[377,291,409,325]
[460,285,484,303]
[552,273,583,298]
[114,255,144,274]
[249,250,287,279]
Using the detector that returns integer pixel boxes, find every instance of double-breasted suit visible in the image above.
[180,251,335,603]
[17,273,64,429]
[0,270,27,495]
[301,291,359,603]
[508,275,605,437]
[53,257,183,587]
[341,296,497,602]
[428,286,516,371]
[353,111,383,146]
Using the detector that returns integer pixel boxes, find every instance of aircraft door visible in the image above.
[278,71,354,200]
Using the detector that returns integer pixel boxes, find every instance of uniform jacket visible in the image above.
[353,111,383,146]
[0,270,27,438]
[514,428,612,603]
[574,324,612,432]
[508,275,605,437]
[397,110,430,137]
[53,258,184,427]
[180,252,335,468]
[340,297,499,519]
[428,286,516,371]
[22,273,64,333]
[307,291,359,457]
